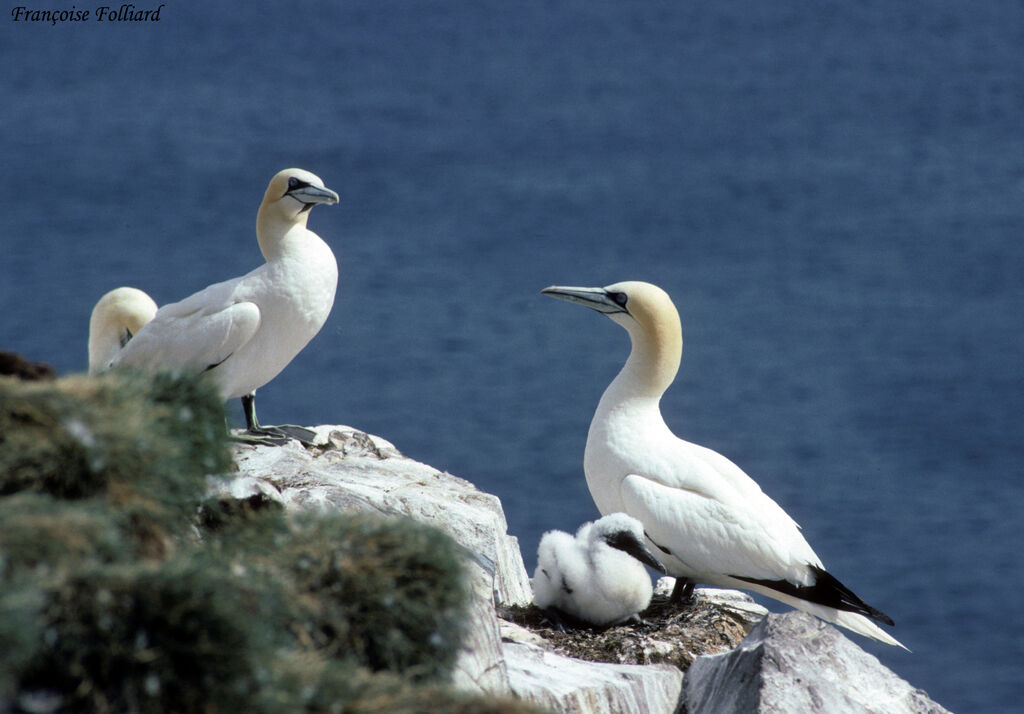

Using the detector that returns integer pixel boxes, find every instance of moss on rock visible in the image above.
[0,494,134,581]
[16,557,288,714]
[0,371,231,530]
[202,510,469,682]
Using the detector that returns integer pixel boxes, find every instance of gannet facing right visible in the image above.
[88,287,158,374]
[532,512,666,629]
[110,169,339,444]
[541,281,906,648]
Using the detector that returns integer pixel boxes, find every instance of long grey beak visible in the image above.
[289,184,340,206]
[541,285,627,315]
[604,530,668,573]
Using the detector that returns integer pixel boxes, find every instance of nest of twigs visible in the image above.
[499,589,758,671]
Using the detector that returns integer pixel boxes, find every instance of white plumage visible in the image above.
[532,512,665,628]
[108,168,339,440]
[88,287,157,374]
[542,281,906,648]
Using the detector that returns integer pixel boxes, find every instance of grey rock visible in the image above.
[682,611,949,714]
[225,474,284,504]
[230,425,533,606]
[504,640,683,714]
[218,426,948,714]
[226,425,531,694]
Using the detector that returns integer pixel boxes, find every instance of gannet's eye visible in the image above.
[609,292,628,307]
[287,177,300,189]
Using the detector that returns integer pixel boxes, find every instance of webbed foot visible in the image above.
[238,393,317,446]
[231,429,290,447]
[236,424,316,447]
[264,424,318,445]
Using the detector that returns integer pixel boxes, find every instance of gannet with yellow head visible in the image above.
[88,286,158,374]
[541,280,905,648]
[110,168,339,444]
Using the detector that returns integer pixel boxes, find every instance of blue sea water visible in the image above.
[2,2,1023,711]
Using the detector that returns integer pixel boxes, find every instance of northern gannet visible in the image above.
[541,281,906,648]
[532,512,666,629]
[111,168,339,444]
[88,287,158,374]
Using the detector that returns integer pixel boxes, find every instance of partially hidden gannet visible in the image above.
[88,287,158,374]
[532,512,666,629]
[110,169,339,444]
[541,281,906,648]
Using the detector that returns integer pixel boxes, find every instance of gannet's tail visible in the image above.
[727,577,909,650]
[828,607,909,650]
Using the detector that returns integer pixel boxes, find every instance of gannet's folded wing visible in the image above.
[620,473,820,585]
[112,279,261,375]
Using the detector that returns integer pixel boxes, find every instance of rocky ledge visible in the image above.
[216,425,949,714]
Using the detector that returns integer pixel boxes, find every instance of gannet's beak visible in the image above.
[289,183,339,206]
[603,530,668,573]
[541,285,628,315]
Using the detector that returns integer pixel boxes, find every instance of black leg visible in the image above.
[234,392,316,446]
[241,393,259,431]
[669,578,695,604]
[542,607,574,633]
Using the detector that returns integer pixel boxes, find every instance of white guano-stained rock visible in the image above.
[229,425,533,606]
[216,426,949,714]
[683,611,949,714]
[503,638,683,714]
[223,425,531,695]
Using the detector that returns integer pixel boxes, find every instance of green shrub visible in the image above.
[14,556,287,713]
[268,658,547,714]
[293,513,468,680]
[0,371,231,554]
[0,371,230,505]
[0,583,44,695]
[0,494,133,581]
[207,511,469,682]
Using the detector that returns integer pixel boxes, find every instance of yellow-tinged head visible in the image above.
[541,280,683,396]
[88,287,158,374]
[256,168,338,254]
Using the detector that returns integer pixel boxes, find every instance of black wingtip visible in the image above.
[812,566,895,626]
[733,565,895,627]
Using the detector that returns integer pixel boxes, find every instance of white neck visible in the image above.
[256,208,311,261]
[601,314,682,408]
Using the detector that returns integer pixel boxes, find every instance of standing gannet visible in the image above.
[541,281,906,648]
[532,512,666,629]
[111,168,339,444]
[88,287,158,374]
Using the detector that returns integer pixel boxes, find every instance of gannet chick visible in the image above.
[532,512,666,630]
[541,281,906,649]
[111,169,339,445]
[88,287,158,374]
